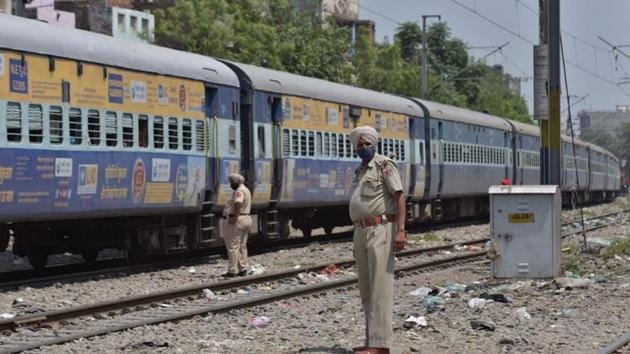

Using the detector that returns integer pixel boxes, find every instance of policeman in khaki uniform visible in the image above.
[349,126,406,354]
[222,173,253,277]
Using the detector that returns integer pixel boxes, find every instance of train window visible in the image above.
[389,139,394,159]
[195,120,206,152]
[138,115,149,148]
[282,129,290,157]
[28,104,43,143]
[106,111,118,147]
[323,133,330,157]
[257,125,265,157]
[122,113,134,148]
[400,141,406,161]
[299,130,307,157]
[49,106,63,145]
[377,139,383,155]
[315,132,322,157]
[88,110,100,146]
[153,116,164,149]
[337,134,344,158]
[344,135,351,158]
[168,117,179,150]
[6,102,22,142]
[418,143,424,165]
[228,125,237,154]
[308,131,315,157]
[289,130,298,157]
[69,108,82,145]
[182,119,192,151]
[331,133,338,158]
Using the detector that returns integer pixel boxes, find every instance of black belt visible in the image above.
[223,214,250,219]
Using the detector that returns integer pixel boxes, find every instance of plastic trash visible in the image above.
[323,264,337,275]
[293,265,301,269]
[0,313,15,319]
[314,273,330,282]
[479,293,510,303]
[249,264,266,275]
[443,283,466,293]
[560,308,572,317]
[422,295,445,312]
[203,289,217,300]
[470,319,496,331]
[403,315,428,329]
[187,267,196,274]
[554,277,590,289]
[514,307,531,320]
[249,316,271,328]
[408,287,432,299]
[453,245,468,251]
[468,298,489,310]
[236,289,248,295]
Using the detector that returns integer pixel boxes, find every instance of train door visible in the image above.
[270,96,283,202]
[517,135,523,184]
[503,132,510,179]
[437,121,444,196]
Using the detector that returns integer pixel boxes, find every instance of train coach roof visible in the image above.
[588,142,616,159]
[223,61,424,117]
[509,120,540,136]
[0,15,239,88]
[409,98,512,130]
[561,135,590,149]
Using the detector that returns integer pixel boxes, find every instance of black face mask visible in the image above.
[230,183,240,190]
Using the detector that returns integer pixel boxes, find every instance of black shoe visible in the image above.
[238,270,248,276]
[222,272,237,278]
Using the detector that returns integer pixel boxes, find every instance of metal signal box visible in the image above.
[488,185,562,278]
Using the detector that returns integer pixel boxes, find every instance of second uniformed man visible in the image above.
[222,173,253,277]
[349,126,406,354]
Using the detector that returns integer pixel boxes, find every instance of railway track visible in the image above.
[561,208,629,239]
[0,218,486,289]
[598,333,630,354]
[0,238,489,353]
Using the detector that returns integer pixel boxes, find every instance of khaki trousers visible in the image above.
[353,222,395,349]
[223,216,252,274]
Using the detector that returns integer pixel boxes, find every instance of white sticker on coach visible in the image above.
[152,158,170,182]
[55,158,73,177]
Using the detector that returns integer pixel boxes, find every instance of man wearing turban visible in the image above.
[222,173,253,277]
[348,126,406,354]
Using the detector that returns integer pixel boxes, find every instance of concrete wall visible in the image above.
[25,0,75,28]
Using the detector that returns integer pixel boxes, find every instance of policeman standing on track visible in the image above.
[221,173,253,277]
[349,126,406,354]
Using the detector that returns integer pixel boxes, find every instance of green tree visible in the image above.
[394,22,422,62]
[580,129,617,154]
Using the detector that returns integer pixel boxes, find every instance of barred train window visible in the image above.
[282,129,290,157]
[337,134,344,158]
[168,117,178,150]
[291,130,298,157]
[6,102,22,142]
[106,111,118,147]
[122,113,133,148]
[50,106,63,145]
[257,125,265,157]
[308,131,315,157]
[300,130,307,156]
[344,134,351,158]
[153,116,164,149]
[196,120,206,152]
[88,110,100,146]
[331,133,338,158]
[182,119,192,151]
[69,108,82,145]
[28,104,43,143]
[323,133,330,157]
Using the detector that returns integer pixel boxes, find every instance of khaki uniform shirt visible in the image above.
[349,154,403,222]
[223,184,252,216]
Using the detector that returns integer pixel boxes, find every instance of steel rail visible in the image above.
[0,250,488,353]
[598,333,630,354]
[0,238,489,332]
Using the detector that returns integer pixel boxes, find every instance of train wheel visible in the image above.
[323,226,334,236]
[302,227,312,238]
[28,251,48,270]
[125,228,144,265]
[81,249,99,263]
[278,220,290,240]
[0,225,9,252]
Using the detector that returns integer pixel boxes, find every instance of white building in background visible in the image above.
[112,6,154,42]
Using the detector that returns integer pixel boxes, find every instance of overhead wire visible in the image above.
[560,34,588,250]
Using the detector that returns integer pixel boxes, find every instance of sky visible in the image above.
[359,0,630,116]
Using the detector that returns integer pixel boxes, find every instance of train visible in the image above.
[0,15,621,268]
